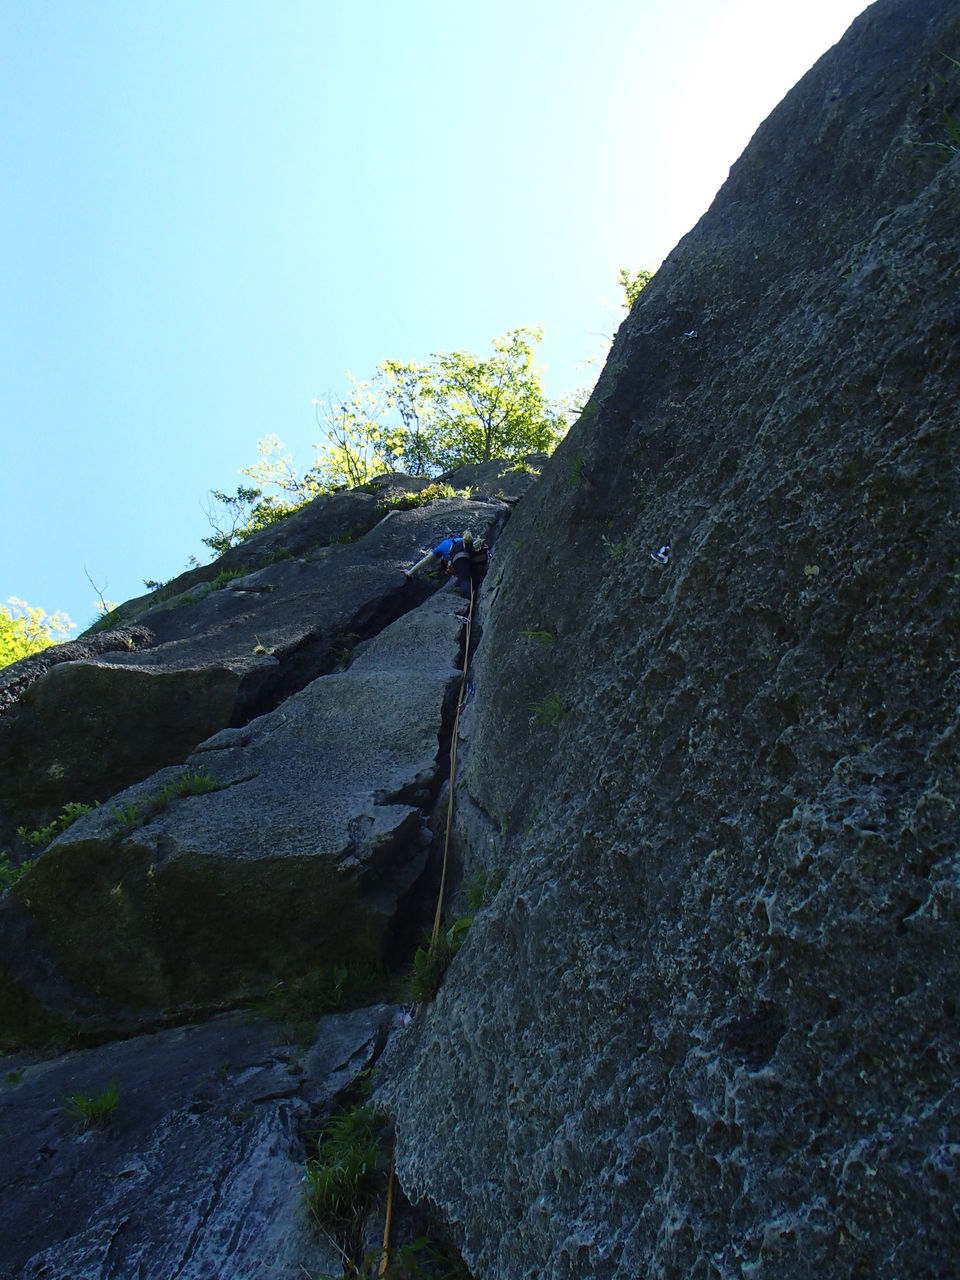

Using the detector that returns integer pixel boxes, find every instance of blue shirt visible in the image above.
[432,537,460,558]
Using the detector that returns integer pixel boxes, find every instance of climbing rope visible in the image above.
[378,1137,397,1277]
[381,581,476,1271]
[430,579,475,948]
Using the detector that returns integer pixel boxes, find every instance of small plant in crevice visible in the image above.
[528,694,570,728]
[518,628,554,643]
[506,458,541,478]
[329,522,372,546]
[16,801,98,850]
[601,532,628,562]
[111,771,220,835]
[332,631,360,667]
[378,481,466,512]
[303,1100,384,1262]
[461,869,503,914]
[63,1080,119,1129]
[253,962,392,1046]
[409,917,471,1004]
[211,567,249,591]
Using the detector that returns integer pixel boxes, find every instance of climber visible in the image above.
[405,530,489,599]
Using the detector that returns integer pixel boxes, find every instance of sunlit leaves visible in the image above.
[0,597,75,670]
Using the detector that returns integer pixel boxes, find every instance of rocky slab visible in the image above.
[0,590,464,1045]
[0,498,506,846]
[384,3,960,1277]
[0,1004,397,1280]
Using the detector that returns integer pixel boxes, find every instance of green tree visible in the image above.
[308,375,403,489]
[419,326,563,470]
[619,267,655,308]
[203,326,565,552]
[0,597,74,670]
[378,358,433,475]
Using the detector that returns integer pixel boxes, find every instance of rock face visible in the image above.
[0,1004,397,1280]
[0,493,506,847]
[385,3,960,1277]
[0,460,539,1276]
[0,592,463,1044]
[3,5,959,1277]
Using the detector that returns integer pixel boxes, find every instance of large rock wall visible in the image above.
[386,2,960,1277]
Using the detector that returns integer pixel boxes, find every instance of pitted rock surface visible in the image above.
[384,3,960,1277]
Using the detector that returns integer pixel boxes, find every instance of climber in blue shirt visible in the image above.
[405,531,487,599]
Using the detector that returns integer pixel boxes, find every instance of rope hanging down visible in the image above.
[381,581,476,1272]
[430,579,475,949]
[378,1139,397,1277]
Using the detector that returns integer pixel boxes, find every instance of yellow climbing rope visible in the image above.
[430,580,474,948]
[382,583,476,1271]
[378,581,478,1269]
[378,1137,397,1277]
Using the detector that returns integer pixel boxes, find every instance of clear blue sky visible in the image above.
[2,0,870,632]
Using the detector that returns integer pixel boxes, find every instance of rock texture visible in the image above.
[385,3,960,1277]
[0,1003,397,1280]
[0,587,467,1046]
[0,492,506,847]
[3,4,959,1277]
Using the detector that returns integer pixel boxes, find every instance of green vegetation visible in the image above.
[619,266,655,308]
[254,962,390,1046]
[201,482,298,558]
[210,567,249,591]
[518,628,555,643]
[0,597,74,670]
[17,801,98,849]
[63,1081,119,1128]
[205,327,564,552]
[529,694,571,727]
[332,632,359,667]
[112,771,220,835]
[0,852,28,893]
[567,454,584,488]
[5,1069,25,1085]
[507,458,542,477]
[601,532,629,561]
[303,1101,383,1260]
[85,605,125,634]
[461,869,503,913]
[410,917,472,1004]
[328,523,369,546]
[378,481,464,511]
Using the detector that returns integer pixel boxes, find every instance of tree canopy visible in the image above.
[0,597,74,670]
[204,326,565,554]
[315,325,563,479]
